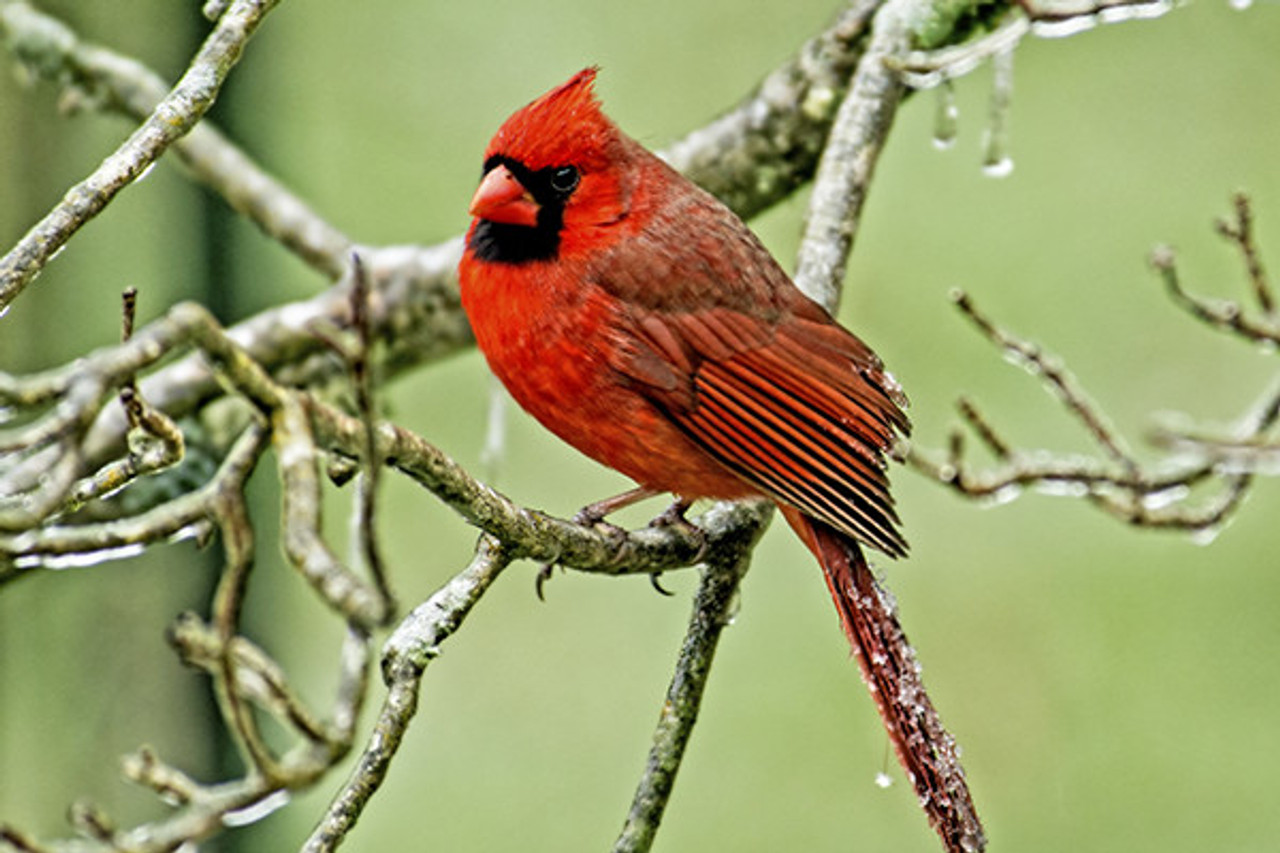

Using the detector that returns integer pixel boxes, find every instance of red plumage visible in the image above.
[459,68,909,555]
[457,70,983,848]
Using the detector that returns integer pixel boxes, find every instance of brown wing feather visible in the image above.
[591,172,909,555]
[617,304,909,557]
[686,323,907,557]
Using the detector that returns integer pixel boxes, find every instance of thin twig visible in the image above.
[909,194,1278,537]
[1216,192,1273,316]
[303,534,512,853]
[347,253,394,609]
[275,394,391,629]
[952,288,1137,472]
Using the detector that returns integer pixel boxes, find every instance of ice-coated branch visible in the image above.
[909,195,1274,539]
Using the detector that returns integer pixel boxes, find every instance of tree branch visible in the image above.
[302,533,512,853]
[0,0,899,486]
[0,0,284,311]
[613,502,770,853]
[909,194,1274,541]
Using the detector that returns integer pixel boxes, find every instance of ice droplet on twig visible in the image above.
[479,375,507,481]
[981,46,1016,178]
[1190,524,1222,547]
[1030,15,1098,37]
[981,156,1015,178]
[932,81,959,150]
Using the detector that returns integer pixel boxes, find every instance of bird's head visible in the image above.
[466,68,634,264]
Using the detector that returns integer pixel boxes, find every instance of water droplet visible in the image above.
[981,483,1023,507]
[1190,524,1222,547]
[479,377,508,481]
[981,47,1015,178]
[981,156,1014,178]
[136,161,157,182]
[899,67,946,91]
[1099,0,1173,20]
[724,585,742,626]
[1140,484,1189,511]
[933,82,959,150]
[874,772,894,789]
[168,520,214,547]
[1034,479,1090,498]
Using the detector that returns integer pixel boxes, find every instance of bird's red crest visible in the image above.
[485,67,618,172]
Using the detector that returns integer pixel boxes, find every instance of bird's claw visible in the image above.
[534,562,559,601]
[648,572,675,596]
[648,496,694,530]
[648,497,708,565]
[537,505,634,600]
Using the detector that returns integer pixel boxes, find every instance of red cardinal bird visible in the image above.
[458,69,980,849]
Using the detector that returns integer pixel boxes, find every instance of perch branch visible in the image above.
[613,502,770,853]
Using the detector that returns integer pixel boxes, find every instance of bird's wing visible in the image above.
[606,299,911,558]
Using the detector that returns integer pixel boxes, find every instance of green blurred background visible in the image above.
[2,1,1279,850]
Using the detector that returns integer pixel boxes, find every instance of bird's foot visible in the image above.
[646,497,708,593]
[535,494,648,600]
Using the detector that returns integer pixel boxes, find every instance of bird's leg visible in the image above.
[646,496,705,596]
[573,486,660,527]
[648,496,696,530]
[536,486,661,599]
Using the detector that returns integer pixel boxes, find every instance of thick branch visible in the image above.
[613,505,768,852]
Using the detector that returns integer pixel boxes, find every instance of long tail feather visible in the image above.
[781,507,986,853]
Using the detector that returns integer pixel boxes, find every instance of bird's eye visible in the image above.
[549,166,580,195]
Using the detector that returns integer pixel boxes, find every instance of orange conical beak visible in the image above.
[468,164,540,227]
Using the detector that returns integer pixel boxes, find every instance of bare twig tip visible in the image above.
[1149,244,1175,270]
